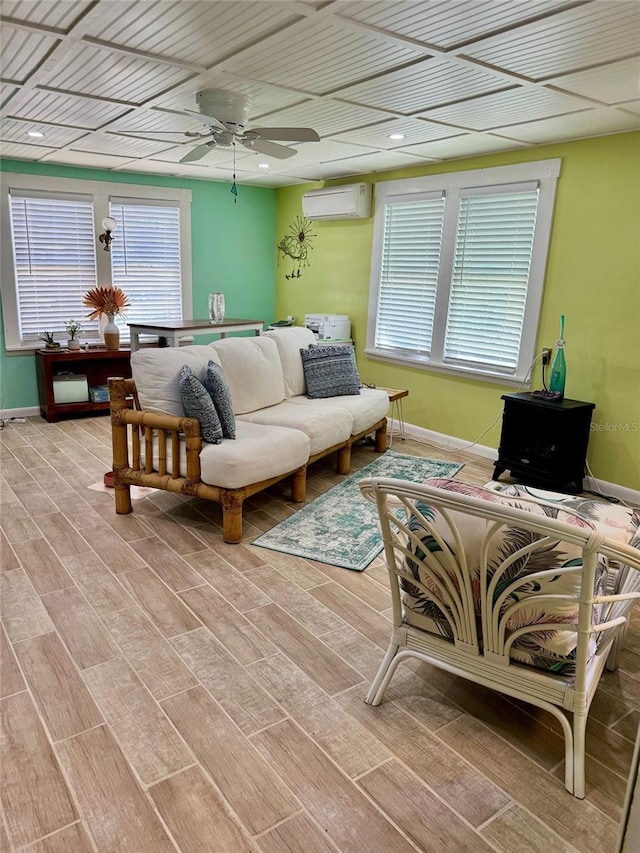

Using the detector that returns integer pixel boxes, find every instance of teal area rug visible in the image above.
[252,450,463,572]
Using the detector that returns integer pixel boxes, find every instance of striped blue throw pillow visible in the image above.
[178,365,223,444]
[300,345,360,399]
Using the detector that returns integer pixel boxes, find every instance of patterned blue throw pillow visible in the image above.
[203,360,236,439]
[178,365,223,444]
[300,345,361,399]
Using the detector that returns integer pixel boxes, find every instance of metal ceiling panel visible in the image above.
[71,132,174,157]
[494,108,640,144]
[0,117,88,146]
[465,3,640,81]
[335,57,512,114]
[88,1,302,68]
[42,45,193,102]
[0,84,20,109]
[618,100,640,116]
[398,133,527,160]
[325,150,435,174]
[548,58,640,106]
[0,1,93,30]
[45,149,135,168]
[256,99,387,137]
[0,26,59,82]
[341,1,570,49]
[219,17,422,94]
[0,140,54,159]
[422,87,587,130]
[3,89,132,128]
[331,117,465,149]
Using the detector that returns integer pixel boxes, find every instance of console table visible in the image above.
[128,318,264,352]
[493,392,595,492]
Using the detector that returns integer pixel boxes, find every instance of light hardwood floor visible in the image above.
[1,415,638,852]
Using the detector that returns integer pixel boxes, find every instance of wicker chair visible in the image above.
[359,477,640,798]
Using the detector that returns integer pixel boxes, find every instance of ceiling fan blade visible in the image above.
[242,138,296,159]
[249,127,320,142]
[180,142,215,163]
[184,109,226,132]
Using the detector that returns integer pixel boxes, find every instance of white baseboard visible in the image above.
[0,406,41,419]
[402,422,497,461]
[401,421,640,506]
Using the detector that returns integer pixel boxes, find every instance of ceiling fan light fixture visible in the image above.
[27,130,45,138]
[258,163,270,169]
[389,133,405,140]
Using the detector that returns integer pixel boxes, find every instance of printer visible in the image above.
[304,314,351,341]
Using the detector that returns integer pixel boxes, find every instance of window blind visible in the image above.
[9,193,97,339]
[375,196,445,355]
[444,188,539,373]
[109,201,183,338]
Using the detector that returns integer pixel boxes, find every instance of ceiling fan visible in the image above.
[154,89,321,164]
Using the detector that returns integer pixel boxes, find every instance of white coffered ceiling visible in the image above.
[1,0,638,187]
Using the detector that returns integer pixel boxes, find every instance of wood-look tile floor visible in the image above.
[1,415,637,852]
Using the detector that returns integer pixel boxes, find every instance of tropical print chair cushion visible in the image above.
[401,478,608,676]
[486,483,640,594]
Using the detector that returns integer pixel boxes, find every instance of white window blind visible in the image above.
[375,195,445,356]
[9,192,97,340]
[109,200,183,338]
[368,161,559,383]
[444,186,539,373]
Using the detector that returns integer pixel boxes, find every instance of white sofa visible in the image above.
[108,327,389,542]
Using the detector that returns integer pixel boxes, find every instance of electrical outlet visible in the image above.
[542,347,552,365]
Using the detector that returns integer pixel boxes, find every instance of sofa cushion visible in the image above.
[204,360,236,439]
[132,345,222,416]
[263,327,317,397]
[288,387,389,436]
[300,345,360,399]
[210,336,285,414]
[402,478,607,676]
[238,400,352,456]
[142,420,310,490]
[178,366,223,444]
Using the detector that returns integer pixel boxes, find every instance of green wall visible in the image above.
[275,133,640,491]
[0,159,276,410]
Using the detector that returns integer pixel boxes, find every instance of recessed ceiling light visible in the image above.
[258,163,270,169]
[27,130,45,138]
[389,133,405,140]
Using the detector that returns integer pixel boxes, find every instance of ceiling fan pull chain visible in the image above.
[231,142,238,202]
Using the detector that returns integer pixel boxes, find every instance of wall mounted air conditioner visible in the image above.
[302,182,372,220]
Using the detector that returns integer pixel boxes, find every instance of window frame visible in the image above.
[0,173,192,353]
[366,159,561,385]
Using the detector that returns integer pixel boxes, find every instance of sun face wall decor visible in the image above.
[277,216,316,279]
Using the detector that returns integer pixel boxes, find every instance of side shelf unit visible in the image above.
[36,348,132,423]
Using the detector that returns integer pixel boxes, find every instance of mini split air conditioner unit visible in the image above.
[302,182,372,220]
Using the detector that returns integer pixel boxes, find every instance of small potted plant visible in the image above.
[83,286,130,351]
[64,319,83,350]
[38,331,61,351]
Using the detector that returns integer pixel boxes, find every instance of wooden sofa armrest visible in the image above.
[108,375,203,486]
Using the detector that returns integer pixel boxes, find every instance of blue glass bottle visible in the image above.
[549,314,566,398]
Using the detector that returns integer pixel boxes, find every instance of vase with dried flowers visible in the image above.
[83,286,130,351]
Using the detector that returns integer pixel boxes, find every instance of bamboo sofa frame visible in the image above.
[109,376,387,543]
[359,477,640,798]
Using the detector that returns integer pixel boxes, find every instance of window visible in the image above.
[367,160,560,383]
[1,174,191,351]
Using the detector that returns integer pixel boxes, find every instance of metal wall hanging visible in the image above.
[277,215,316,279]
